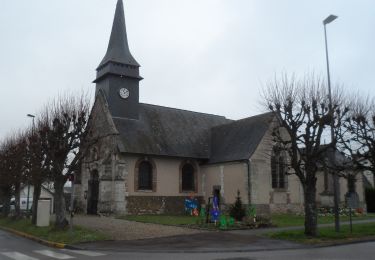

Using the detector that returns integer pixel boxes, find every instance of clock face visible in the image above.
[119,88,130,99]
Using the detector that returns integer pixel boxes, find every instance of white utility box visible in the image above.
[37,200,51,227]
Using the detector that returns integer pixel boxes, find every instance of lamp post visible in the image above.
[26,114,35,217]
[323,14,340,233]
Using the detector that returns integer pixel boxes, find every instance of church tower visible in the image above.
[94,0,142,120]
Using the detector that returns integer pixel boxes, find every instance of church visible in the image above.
[75,0,365,215]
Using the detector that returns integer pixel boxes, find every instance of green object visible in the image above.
[220,215,227,229]
[229,190,246,221]
[248,205,256,217]
[200,208,206,218]
[229,217,235,226]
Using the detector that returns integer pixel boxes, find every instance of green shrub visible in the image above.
[229,190,246,221]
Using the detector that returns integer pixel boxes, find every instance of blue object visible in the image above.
[184,197,199,215]
[210,195,220,222]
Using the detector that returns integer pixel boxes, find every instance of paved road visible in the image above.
[104,241,375,260]
[0,230,107,259]
[1,229,375,259]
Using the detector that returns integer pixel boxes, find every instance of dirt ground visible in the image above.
[73,215,202,240]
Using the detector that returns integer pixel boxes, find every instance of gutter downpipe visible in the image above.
[246,159,252,206]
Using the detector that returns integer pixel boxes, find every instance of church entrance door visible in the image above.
[213,186,221,207]
[87,170,99,215]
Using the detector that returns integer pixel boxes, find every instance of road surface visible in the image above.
[1,229,374,259]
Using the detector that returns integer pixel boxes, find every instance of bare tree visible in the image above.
[0,142,12,217]
[338,95,375,184]
[39,93,90,229]
[0,133,28,219]
[24,124,51,225]
[263,74,348,236]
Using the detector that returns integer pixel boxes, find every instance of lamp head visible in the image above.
[27,114,35,118]
[323,15,338,25]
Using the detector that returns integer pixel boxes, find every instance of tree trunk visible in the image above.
[1,186,12,217]
[14,182,21,218]
[54,179,68,229]
[304,183,318,237]
[31,183,41,225]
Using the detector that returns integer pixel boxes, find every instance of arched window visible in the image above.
[91,147,98,161]
[181,163,195,192]
[138,161,153,190]
[347,174,356,193]
[271,147,287,189]
[323,168,334,194]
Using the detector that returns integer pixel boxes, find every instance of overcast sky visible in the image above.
[0,0,374,138]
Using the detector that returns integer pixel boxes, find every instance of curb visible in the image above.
[69,240,306,253]
[311,237,375,248]
[70,243,309,254]
[72,238,375,254]
[0,226,67,249]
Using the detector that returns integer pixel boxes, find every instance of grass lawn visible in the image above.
[119,214,252,230]
[267,222,375,244]
[0,218,109,244]
[120,213,375,229]
[271,213,375,228]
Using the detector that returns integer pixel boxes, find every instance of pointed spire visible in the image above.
[98,0,139,68]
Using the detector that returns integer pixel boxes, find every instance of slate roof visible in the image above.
[97,0,139,69]
[113,104,274,163]
[113,103,231,159]
[208,112,275,163]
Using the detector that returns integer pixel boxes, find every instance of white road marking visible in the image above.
[34,250,74,259]
[1,252,39,260]
[62,249,105,257]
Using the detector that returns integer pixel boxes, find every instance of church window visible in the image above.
[138,161,153,190]
[271,147,287,189]
[91,147,98,161]
[181,163,195,192]
[323,168,334,194]
[347,174,356,193]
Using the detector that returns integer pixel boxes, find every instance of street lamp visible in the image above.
[323,14,340,233]
[26,114,35,217]
[27,114,35,129]
[323,14,338,104]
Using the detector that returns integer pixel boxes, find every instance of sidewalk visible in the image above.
[71,218,375,253]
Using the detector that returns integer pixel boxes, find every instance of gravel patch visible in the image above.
[73,215,202,240]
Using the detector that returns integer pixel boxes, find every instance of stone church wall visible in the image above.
[123,154,202,214]
[78,137,128,215]
[126,196,204,215]
[249,120,304,215]
[76,93,128,215]
[316,169,366,209]
[124,155,202,196]
[201,161,249,206]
